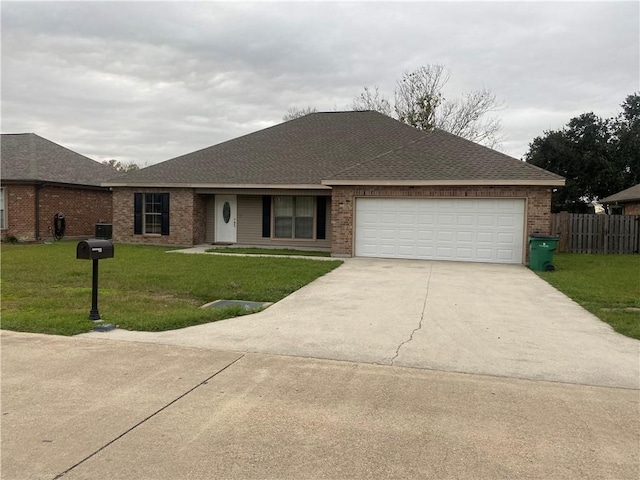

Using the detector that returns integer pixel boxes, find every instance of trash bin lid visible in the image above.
[529,234,559,240]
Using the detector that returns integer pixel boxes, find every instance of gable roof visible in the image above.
[1,133,118,187]
[600,184,640,204]
[107,111,564,188]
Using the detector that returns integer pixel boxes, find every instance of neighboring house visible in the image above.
[600,184,640,215]
[0,133,116,241]
[107,111,565,265]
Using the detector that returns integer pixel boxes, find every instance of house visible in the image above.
[0,133,116,241]
[107,111,565,264]
[600,184,640,215]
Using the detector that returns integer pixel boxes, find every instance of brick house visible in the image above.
[600,184,640,215]
[107,112,564,264]
[0,133,116,241]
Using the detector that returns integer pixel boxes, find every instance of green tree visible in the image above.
[525,93,639,212]
[612,93,640,187]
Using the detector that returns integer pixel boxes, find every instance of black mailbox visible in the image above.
[76,239,114,260]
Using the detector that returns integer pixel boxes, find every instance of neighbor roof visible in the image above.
[1,133,118,187]
[600,184,640,204]
[107,111,564,188]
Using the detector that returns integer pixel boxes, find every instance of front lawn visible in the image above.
[1,242,342,336]
[536,253,640,340]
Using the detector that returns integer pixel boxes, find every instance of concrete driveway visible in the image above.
[81,258,640,389]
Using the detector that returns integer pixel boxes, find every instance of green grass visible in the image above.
[536,253,640,339]
[1,242,342,336]
[206,247,331,257]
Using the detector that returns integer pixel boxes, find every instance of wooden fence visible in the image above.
[550,213,640,254]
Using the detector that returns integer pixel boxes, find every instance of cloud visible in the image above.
[2,1,638,164]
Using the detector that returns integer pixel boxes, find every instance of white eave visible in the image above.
[321,179,566,187]
[101,182,333,190]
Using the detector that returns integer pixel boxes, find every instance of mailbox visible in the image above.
[76,239,114,260]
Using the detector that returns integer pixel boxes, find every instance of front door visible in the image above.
[215,195,237,243]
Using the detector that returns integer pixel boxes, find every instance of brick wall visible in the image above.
[193,194,207,245]
[1,183,112,241]
[113,187,199,246]
[330,185,553,259]
[624,202,640,215]
[2,184,36,240]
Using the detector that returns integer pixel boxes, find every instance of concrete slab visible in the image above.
[80,258,640,389]
[0,330,242,480]
[2,332,638,480]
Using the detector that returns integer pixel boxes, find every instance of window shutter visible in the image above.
[262,195,271,237]
[316,196,327,240]
[134,193,143,234]
[161,193,170,235]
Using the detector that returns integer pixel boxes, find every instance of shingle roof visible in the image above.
[1,133,118,187]
[600,184,640,204]
[108,111,564,187]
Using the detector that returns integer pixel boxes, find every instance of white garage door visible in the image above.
[355,198,525,264]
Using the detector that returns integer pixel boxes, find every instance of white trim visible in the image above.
[322,179,565,187]
[103,182,332,190]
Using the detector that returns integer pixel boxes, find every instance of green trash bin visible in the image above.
[528,234,559,271]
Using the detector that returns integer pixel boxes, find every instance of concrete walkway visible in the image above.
[81,258,639,389]
[2,331,638,480]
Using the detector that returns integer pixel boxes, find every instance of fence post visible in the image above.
[554,211,570,252]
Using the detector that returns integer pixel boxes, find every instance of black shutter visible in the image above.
[262,195,271,237]
[134,193,143,234]
[161,193,170,235]
[316,196,327,240]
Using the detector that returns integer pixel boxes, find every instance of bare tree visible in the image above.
[353,64,503,148]
[394,64,449,131]
[282,106,318,122]
[102,159,140,173]
[352,86,393,117]
[437,88,503,148]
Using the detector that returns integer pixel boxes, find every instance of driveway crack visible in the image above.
[51,353,246,479]
[390,263,433,365]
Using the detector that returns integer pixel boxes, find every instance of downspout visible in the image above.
[35,184,43,240]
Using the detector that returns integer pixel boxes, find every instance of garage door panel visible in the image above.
[437,231,454,242]
[456,231,473,242]
[496,249,517,261]
[497,232,516,244]
[477,232,494,243]
[437,214,455,225]
[399,214,415,224]
[355,198,525,264]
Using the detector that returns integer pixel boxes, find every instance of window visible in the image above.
[274,196,314,239]
[134,193,169,235]
[262,195,327,240]
[144,194,163,234]
[0,188,5,229]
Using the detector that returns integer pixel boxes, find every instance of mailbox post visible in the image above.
[76,239,114,321]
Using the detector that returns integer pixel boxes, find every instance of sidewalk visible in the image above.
[2,331,638,479]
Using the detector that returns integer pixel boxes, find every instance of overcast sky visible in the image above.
[2,1,638,166]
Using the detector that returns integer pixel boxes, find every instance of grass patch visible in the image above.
[536,253,640,340]
[206,247,331,257]
[1,242,342,336]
